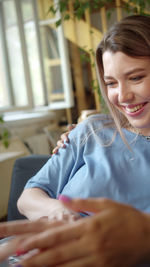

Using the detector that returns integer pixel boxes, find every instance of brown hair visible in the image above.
[96,15,150,143]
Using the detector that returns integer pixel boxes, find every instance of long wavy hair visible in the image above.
[96,15,150,144]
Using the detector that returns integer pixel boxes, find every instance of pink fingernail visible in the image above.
[15,249,27,256]
[58,195,72,203]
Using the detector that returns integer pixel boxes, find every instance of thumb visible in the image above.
[59,196,115,213]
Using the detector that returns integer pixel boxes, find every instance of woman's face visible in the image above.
[103,51,150,135]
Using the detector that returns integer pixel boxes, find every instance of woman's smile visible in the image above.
[120,102,147,117]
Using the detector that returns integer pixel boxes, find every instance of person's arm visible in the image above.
[17,126,83,222]
[2,198,150,267]
[17,188,79,221]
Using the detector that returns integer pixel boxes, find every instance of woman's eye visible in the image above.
[130,76,144,81]
[105,81,116,87]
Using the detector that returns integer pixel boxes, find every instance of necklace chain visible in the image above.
[139,134,150,141]
[126,126,150,141]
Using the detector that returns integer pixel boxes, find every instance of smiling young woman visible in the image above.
[16,14,150,231]
[96,15,150,140]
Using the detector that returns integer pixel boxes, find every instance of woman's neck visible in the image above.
[126,126,150,137]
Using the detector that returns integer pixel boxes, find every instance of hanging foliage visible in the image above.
[49,0,150,25]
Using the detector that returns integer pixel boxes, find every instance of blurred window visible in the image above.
[0,0,73,112]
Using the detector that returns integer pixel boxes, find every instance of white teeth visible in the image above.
[125,104,143,113]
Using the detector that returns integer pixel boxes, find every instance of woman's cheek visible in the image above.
[107,90,117,105]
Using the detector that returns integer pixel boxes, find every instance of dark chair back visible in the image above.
[7,154,49,221]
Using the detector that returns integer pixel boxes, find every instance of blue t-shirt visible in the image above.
[25,114,150,213]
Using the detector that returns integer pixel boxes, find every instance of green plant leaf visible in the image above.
[48,5,57,15]
[56,19,62,27]
[107,11,112,19]
[2,139,9,148]
[3,129,10,138]
[64,14,70,20]
[0,115,4,124]
[0,115,10,147]
[75,7,84,19]
[59,0,68,13]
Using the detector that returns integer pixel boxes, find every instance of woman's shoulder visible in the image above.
[85,113,113,123]
[69,113,115,142]
[78,113,114,130]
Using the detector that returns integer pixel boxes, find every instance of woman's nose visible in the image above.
[118,85,134,103]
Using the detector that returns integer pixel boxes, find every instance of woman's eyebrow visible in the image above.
[104,75,114,80]
[104,68,145,80]
[124,68,145,76]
